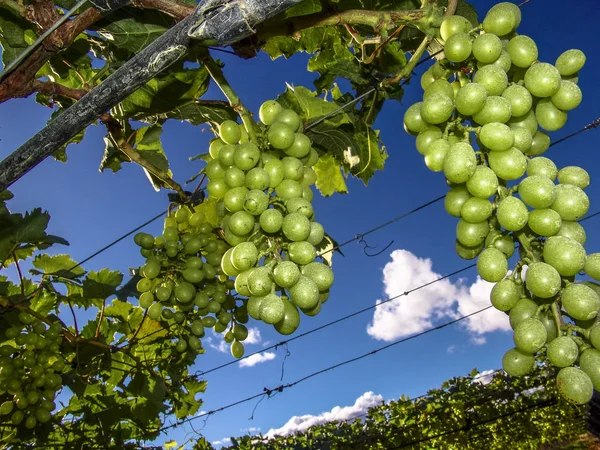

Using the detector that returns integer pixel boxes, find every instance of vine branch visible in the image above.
[12,251,25,296]
[200,50,258,143]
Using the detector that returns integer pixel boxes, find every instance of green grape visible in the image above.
[228,211,255,236]
[524,62,562,98]
[444,32,472,63]
[442,142,476,184]
[509,298,538,329]
[460,197,493,223]
[455,82,487,116]
[224,186,249,213]
[542,235,586,276]
[456,220,489,247]
[496,197,528,231]
[247,267,273,296]
[547,336,579,368]
[466,166,499,199]
[579,348,600,390]
[246,167,271,191]
[404,102,429,135]
[491,279,521,311]
[307,222,325,246]
[551,184,590,221]
[244,189,269,216]
[585,254,600,281]
[477,248,508,282]
[455,240,484,260]
[551,81,582,111]
[416,128,443,155]
[286,198,314,219]
[557,367,593,405]
[231,242,258,271]
[207,179,228,199]
[501,84,532,117]
[527,157,558,180]
[231,341,245,358]
[302,262,334,292]
[518,175,557,209]
[479,122,514,152]
[136,278,152,293]
[420,93,454,124]
[259,294,286,324]
[285,133,312,159]
[489,147,527,180]
[445,185,472,217]
[556,221,586,245]
[555,49,586,76]
[423,79,454,100]
[289,276,320,310]
[273,261,301,288]
[506,35,538,68]
[424,139,449,172]
[259,100,283,125]
[472,33,502,64]
[472,96,512,125]
[276,179,303,200]
[536,98,568,132]
[282,157,305,181]
[282,213,311,242]
[525,262,561,299]
[527,209,562,236]
[479,49,512,73]
[557,166,590,189]
[513,317,547,353]
[288,241,316,265]
[485,231,515,258]
[561,283,599,321]
[274,300,301,335]
[219,120,242,145]
[260,208,284,233]
[512,128,533,154]
[275,109,302,131]
[502,347,534,377]
[440,15,472,41]
[224,167,246,189]
[268,122,295,149]
[473,66,508,97]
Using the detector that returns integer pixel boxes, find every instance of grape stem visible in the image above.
[565,325,590,340]
[11,251,25,296]
[381,35,432,87]
[551,302,564,337]
[200,50,258,144]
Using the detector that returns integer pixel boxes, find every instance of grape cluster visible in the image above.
[0,313,62,428]
[134,211,251,357]
[404,2,600,404]
[134,101,333,358]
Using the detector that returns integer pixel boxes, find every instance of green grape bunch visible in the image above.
[133,101,333,360]
[0,313,63,429]
[404,2,600,405]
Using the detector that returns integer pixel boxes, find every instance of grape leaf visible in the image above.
[0,9,33,66]
[194,197,220,228]
[277,85,352,127]
[31,254,84,279]
[0,209,56,263]
[29,290,58,316]
[117,67,210,122]
[83,269,124,302]
[313,153,348,196]
[95,8,172,53]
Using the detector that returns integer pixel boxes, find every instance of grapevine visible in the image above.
[404,2,599,405]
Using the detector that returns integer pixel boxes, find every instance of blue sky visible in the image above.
[1,0,600,447]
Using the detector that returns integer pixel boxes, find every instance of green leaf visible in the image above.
[145,100,237,126]
[104,299,132,322]
[31,254,85,279]
[313,153,348,196]
[29,290,58,316]
[95,8,171,53]
[194,197,220,228]
[308,123,359,162]
[99,136,124,173]
[117,67,211,123]
[351,127,388,183]
[0,9,33,66]
[83,269,124,301]
[277,85,352,127]
[438,0,479,26]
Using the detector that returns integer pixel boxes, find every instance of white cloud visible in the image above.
[367,250,511,342]
[239,352,276,368]
[265,391,383,438]
[212,438,231,446]
[472,369,496,385]
[245,327,262,344]
[240,426,260,433]
[447,345,457,354]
